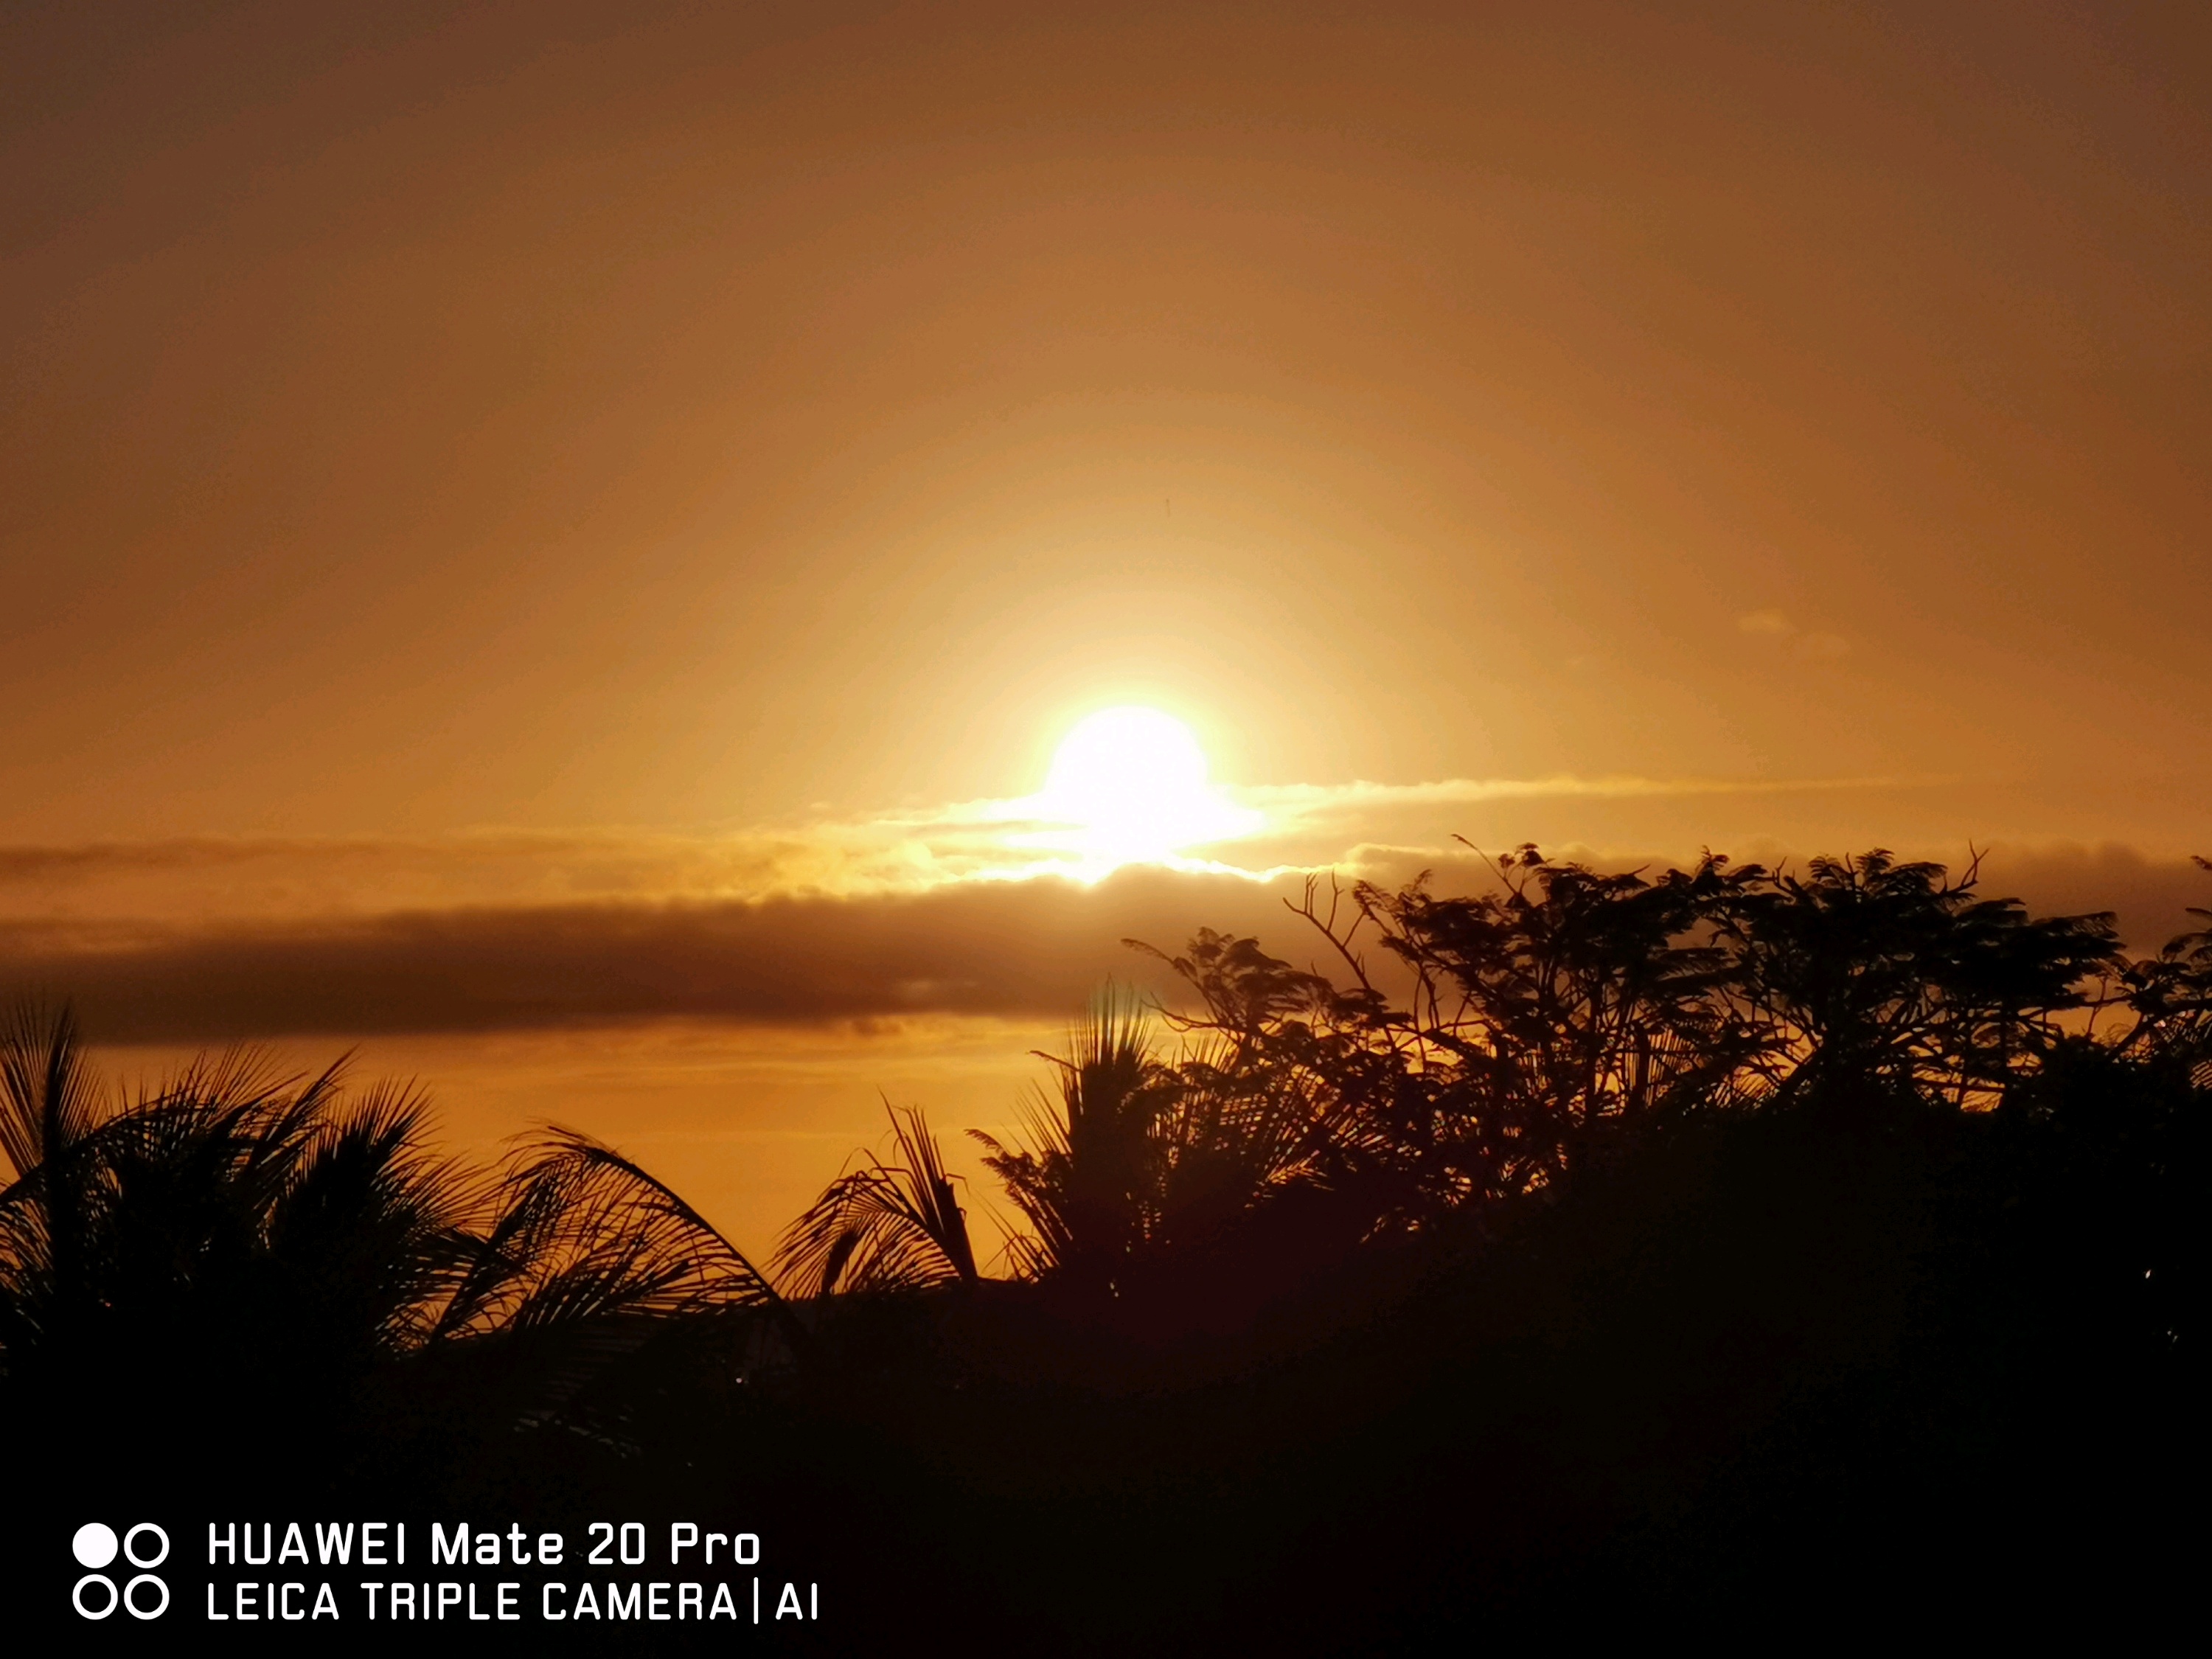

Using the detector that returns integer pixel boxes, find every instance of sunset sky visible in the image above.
[5,1,2208,1255]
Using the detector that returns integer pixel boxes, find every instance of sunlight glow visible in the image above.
[1029,707,1262,873]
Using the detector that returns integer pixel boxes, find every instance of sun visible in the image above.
[1034,706,1258,870]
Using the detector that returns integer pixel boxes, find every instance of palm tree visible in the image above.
[0,1003,787,1475]
[773,1100,978,1296]
[964,985,1360,1293]
[972,990,1169,1290]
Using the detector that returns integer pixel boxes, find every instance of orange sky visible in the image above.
[4,1,2208,1253]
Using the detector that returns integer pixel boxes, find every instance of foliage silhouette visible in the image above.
[0,1012,785,1497]
[1085,846,2131,1256]
[774,1100,978,1295]
[2123,854,2212,1068]
[971,988,1171,1290]
[1,843,2200,1643]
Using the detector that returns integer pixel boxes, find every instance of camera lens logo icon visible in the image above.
[72,1522,170,1620]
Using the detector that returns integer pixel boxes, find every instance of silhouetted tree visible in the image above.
[973,990,1170,1290]
[2123,855,2212,1071]
[774,1101,978,1295]
[0,1004,786,1483]
[1716,849,2121,1106]
[1123,847,2126,1247]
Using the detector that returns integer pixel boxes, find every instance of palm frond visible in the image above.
[773,1102,977,1295]
[471,1124,784,1331]
[0,1001,103,1182]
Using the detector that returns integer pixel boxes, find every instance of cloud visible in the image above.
[0,769,1911,921]
[3,773,2194,1046]
[1242,771,1897,819]
[4,840,2203,1046]
[0,866,1312,1044]
[1736,610,1851,660]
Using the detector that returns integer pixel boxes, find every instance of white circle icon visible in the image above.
[125,1574,172,1619]
[73,1573,118,1619]
[72,1523,119,1570]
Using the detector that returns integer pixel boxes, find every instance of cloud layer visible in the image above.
[4,832,2203,1045]
[0,769,1928,922]
[0,866,1301,1043]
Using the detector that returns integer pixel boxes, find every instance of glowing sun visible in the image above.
[1034,706,1259,870]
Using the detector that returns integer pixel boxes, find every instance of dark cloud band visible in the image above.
[4,848,2201,1044]
[0,868,1301,1043]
